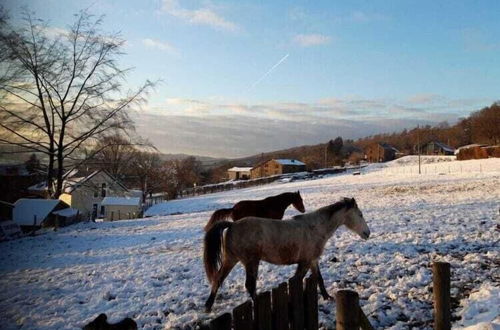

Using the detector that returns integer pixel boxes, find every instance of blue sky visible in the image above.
[5,0,500,157]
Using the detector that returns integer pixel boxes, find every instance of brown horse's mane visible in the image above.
[263,191,297,202]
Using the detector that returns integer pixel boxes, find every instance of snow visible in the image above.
[0,156,499,329]
[454,284,500,330]
[101,197,141,206]
[52,208,80,217]
[274,159,305,166]
[12,199,62,226]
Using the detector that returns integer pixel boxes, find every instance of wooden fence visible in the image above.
[200,261,452,330]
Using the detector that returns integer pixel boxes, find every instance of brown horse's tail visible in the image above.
[204,221,232,284]
[204,208,233,232]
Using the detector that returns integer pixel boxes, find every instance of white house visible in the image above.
[101,197,141,221]
[57,170,129,219]
[227,167,253,180]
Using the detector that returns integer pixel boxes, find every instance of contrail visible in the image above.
[250,54,289,89]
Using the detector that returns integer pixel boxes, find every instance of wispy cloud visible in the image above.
[346,11,387,23]
[142,38,178,55]
[161,0,239,32]
[293,34,332,47]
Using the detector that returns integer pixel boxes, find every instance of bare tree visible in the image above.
[0,9,153,197]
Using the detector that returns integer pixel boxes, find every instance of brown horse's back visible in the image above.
[232,200,284,221]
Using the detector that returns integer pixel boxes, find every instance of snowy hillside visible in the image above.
[1,156,499,329]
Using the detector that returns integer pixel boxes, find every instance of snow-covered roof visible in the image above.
[101,197,141,206]
[454,144,488,155]
[274,159,305,166]
[227,167,253,172]
[52,208,79,217]
[13,199,62,226]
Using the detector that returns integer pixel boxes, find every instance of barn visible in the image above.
[365,143,400,162]
[422,141,455,155]
[227,167,252,180]
[250,159,306,179]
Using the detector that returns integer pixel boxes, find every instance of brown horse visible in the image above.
[204,191,305,231]
[203,197,370,312]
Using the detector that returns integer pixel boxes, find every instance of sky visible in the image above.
[4,0,500,158]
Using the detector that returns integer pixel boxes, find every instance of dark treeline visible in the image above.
[354,102,499,154]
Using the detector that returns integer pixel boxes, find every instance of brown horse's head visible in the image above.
[292,191,306,213]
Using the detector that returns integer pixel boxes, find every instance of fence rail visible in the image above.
[200,261,452,330]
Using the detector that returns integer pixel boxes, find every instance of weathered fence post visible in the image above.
[289,276,304,330]
[433,261,451,330]
[304,276,318,330]
[272,282,289,330]
[209,312,232,330]
[255,291,272,330]
[233,300,253,330]
[118,210,121,220]
[111,211,114,221]
[336,290,360,330]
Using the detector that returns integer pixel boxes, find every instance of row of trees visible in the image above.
[0,9,152,197]
[89,135,205,200]
[355,102,500,154]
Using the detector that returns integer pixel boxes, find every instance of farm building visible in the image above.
[12,199,75,231]
[56,170,129,220]
[100,197,141,221]
[227,167,252,180]
[455,144,500,160]
[365,143,400,162]
[250,159,306,179]
[422,141,455,155]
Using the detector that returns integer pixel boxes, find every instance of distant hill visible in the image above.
[158,153,227,168]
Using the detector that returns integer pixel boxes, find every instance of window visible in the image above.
[101,183,106,197]
[100,205,105,216]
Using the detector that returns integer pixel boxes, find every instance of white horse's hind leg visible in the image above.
[311,261,333,300]
[204,256,237,312]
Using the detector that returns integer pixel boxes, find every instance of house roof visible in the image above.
[13,199,63,225]
[377,143,400,153]
[227,167,253,172]
[52,208,79,217]
[274,159,305,166]
[427,141,455,153]
[101,197,141,206]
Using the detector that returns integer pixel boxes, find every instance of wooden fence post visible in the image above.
[209,312,232,330]
[433,261,451,330]
[255,291,272,330]
[272,282,289,330]
[289,276,304,330]
[336,290,360,330]
[111,211,114,221]
[304,276,318,330]
[233,300,253,330]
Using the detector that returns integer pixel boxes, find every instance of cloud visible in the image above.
[293,34,331,47]
[161,0,239,32]
[139,95,493,157]
[347,11,387,23]
[142,38,178,55]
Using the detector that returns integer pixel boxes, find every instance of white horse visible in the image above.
[203,197,371,312]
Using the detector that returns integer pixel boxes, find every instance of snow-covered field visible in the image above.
[1,157,499,329]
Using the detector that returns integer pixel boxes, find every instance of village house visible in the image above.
[57,170,129,220]
[422,141,455,155]
[365,143,400,163]
[250,159,306,179]
[12,199,77,231]
[101,197,142,221]
[227,167,252,180]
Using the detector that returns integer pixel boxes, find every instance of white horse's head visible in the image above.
[343,197,370,240]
